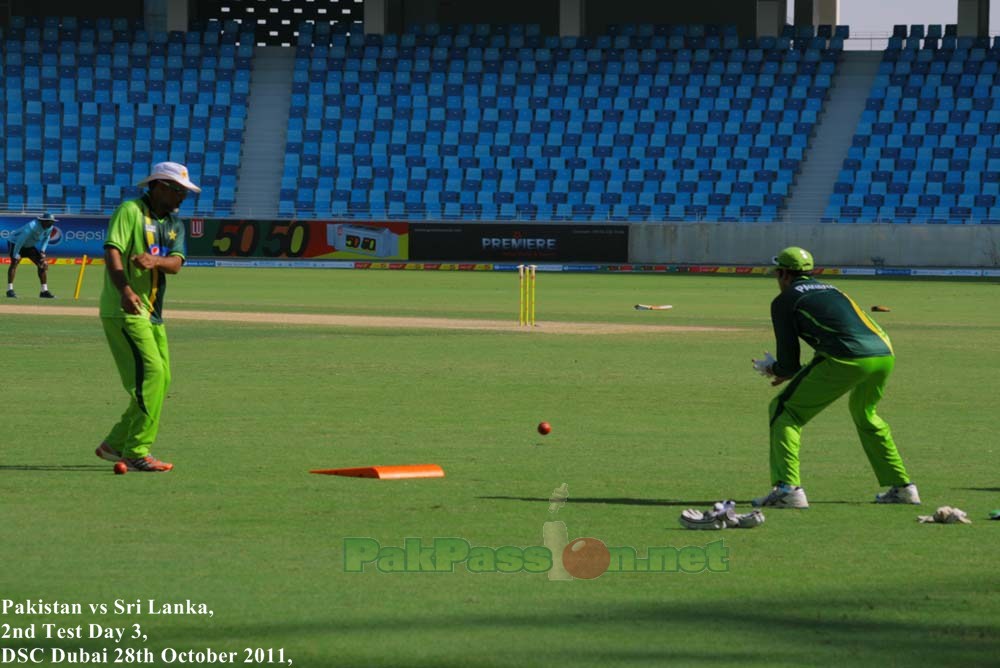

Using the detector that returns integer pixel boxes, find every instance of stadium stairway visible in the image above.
[784,51,881,223]
[233,46,295,218]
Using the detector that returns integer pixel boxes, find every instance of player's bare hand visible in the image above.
[771,375,791,387]
[120,287,143,315]
[131,253,158,270]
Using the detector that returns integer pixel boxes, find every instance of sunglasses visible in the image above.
[157,180,187,194]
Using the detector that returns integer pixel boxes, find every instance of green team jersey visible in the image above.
[99,195,186,324]
[770,276,893,377]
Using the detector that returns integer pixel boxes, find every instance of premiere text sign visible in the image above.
[409,224,629,262]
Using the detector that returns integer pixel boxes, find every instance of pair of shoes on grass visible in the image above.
[95,442,173,472]
[7,290,56,298]
[750,482,921,509]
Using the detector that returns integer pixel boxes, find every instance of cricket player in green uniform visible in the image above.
[94,162,200,472]
[751,247,919,508]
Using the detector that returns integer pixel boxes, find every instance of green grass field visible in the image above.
[1,264,998,667]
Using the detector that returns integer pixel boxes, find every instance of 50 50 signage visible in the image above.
[189,219,312,258]
[186,220,411,260]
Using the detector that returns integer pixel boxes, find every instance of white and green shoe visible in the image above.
[875,483,921,505]
[752,483,809,509]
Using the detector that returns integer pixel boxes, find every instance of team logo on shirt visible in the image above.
[149,245,162,256]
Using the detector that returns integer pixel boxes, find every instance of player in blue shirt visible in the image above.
[6,212,58,298]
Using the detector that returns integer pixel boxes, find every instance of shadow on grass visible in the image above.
[479,495,858,507]
[961,487,1000,493]
[0,464,107,472]
[479,495,725,507]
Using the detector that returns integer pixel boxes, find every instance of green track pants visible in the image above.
[101,317,171,458]
[768,355,911,488]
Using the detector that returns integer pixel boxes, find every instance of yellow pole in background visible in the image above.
[518,264,525,326]
[73,255,88,300]
[530,265,537,326]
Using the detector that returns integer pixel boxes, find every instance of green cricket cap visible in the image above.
[772,246,814,271]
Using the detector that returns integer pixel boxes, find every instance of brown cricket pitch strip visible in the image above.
[0,305,742,334]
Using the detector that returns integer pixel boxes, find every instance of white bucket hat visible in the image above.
[137,162,202,193]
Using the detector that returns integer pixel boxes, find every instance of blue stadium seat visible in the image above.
[825,35,994,223]
[1,22,250,215]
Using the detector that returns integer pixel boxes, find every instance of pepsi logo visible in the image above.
[46,226,63,247]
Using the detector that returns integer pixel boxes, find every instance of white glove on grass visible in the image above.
[679,500,766,530]
[752,352,776,377]
[917,506,972,524]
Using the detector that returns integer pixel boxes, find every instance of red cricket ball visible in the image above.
[114,461,128,475]
[537,422,552,435]
[562,537,611,580]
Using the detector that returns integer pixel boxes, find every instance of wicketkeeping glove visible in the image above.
[679,500,766,530]
[917,506,972,524]
[751,352,776,377]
